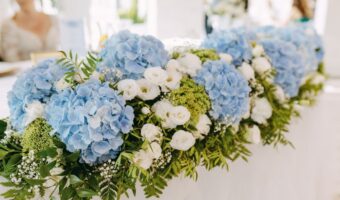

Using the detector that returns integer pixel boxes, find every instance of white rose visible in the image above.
[252,45,264,57]
[141,124,162,142]
[311,74,325,85]
[133,150,153,170]
[137,79,160,100]
[148,142,162,159]
[274,85,286,103]
[144,67,168,85]
[251,98,273,124]
[193,114,211,139]
[238,62,255,81]
[170,130,195,151]
[162,70,182,91]
[252,57,272,74]
[177,53,202,77]
[55,78,71,91]
[141,107,151,115]
[219,53,233,64]
[246,125,261,144]
[152,100,177,128]
[166,59,181,73]
[169,106,191,125]
[24,101,45,126]
[117,79,140,100]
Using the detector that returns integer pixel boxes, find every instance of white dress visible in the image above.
[0,16,59,62]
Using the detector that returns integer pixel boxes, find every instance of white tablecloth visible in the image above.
[1,63,340,200]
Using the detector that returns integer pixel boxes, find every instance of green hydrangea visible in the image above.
[168,78,211,125]
[190,49,220,63]
[22,118,54,152]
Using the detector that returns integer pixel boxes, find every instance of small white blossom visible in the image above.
[219,53,233,64]
[246,125,261,144]
[252,57,272,74]
[311,74,325,85]
[141,107,151,115]
[274,85,286,103]
[137,79,160,100]
[170,130,195,151]
[55,78,71,91]
[117,79,140,100]
[141,124,162,142]
[24,101,45,126]
[193,114,212,139]
[144,67,168,85]
[148,142,162,159]
[162,70,182,92]
[133,150,153,170]
[251,97,273,124]
[169,106,191,126]
[176,53,202,77]
[252,45,265,57]
[238,62,255,81]
[152,100,176,128]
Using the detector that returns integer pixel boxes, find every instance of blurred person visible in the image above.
[0,0,59,62]
[291,0,313,22]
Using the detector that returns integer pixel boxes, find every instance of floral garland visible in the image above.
[0,23,325,200]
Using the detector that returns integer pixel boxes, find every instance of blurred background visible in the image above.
[0,0,337,71]
[0,1,340,200]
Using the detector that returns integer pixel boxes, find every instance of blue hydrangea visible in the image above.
[195,60,250,124]
[98,30,169,80]
[261,39,305,97]
[8,59,65,131]
[45,80,134,164]
[201,29,252,66]
[254,24,323,74]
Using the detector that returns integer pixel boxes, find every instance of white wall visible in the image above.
[147,0,204,40]
[322,0,340,77]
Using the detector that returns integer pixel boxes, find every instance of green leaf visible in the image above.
[65,151,80,162]
[36,147,58,158]
[69,175,83,185]
[0,149,9,159]
[0,120,7,139]
[39,165,50,178]
[77,188,97,198]
[24,178,45,185]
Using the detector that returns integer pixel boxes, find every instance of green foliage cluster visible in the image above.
[21,118,54,152]
[168,77,211,125]
[190,49,220,63]
[57,51,101,86]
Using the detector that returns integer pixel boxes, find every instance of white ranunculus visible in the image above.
[141,107,151,115]
[24,101,45,126]
[193,114,211,139]
[144,67,168,85]
[133,150,154,170]
[219,53,233,64]
[117,79,140,100]
[252,57,272,74]
[148,142,162,159]
[162,70,182,91]
[137,79,160,100]
[55,78,71,91]
[274,85,286,103]
[311,74,325,85]
[169,106,191,125]
[176,53,202,77]
[252,45,264,57]
[247,125,261,144]
[251,97,273,124]
[141,124,162,142]
[151,100,177,128]
[238,62,255,81]
[170,130,195,151]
